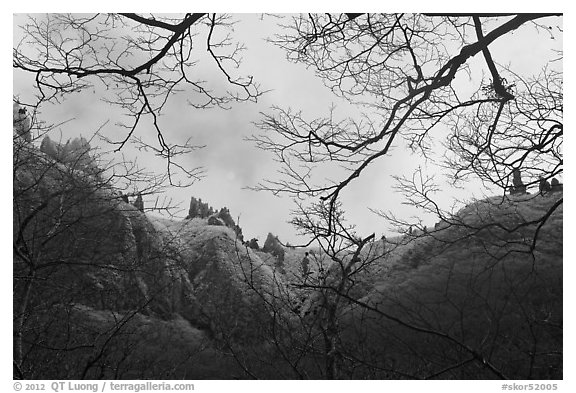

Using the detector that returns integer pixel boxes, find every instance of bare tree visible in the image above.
[228,190,561,379]
[14,13,563,380]
[252,13,562,233]
[14,13,263,185]
[223,201,405,379]
[244,13,562,379]
[12,114,214,378]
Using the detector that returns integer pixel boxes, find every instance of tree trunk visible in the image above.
[15,269,35,375]
[324,302,340,379]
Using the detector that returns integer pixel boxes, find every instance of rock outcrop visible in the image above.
[550,177,563,193]
[133,194,144,212]
[509,168,527,195]
[14,143,276,379]
[539,177,552,195]
[262,232,285,265]
[40,135,95,169]
[13,103,31,142]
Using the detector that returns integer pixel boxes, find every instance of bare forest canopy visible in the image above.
[13,13,562,381]
[13,13,562,237]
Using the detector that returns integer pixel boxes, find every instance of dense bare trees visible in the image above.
[12,120,208,378]
[14,13,563,215]
[245,13,563,379]
[252,14,562,234]
[14,13,563,380]
[14,13,262,185]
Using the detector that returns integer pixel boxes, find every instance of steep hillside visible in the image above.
[14,141,562,380]
[340,192,563,379]
[13,142,277,379]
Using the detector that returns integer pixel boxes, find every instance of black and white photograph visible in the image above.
[11,6,565,387]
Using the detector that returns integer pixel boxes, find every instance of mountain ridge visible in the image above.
[13,140,562,379]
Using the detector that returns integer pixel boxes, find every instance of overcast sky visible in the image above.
[12,13,563,245]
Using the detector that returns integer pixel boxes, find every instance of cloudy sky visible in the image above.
[12,12,563,245]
